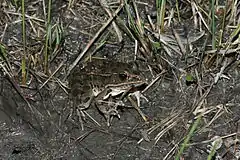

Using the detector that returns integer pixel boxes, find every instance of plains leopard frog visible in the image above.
[69,58,148,126]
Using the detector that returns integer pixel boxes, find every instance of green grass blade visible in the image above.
[44,0,52,74]
[156,0,166,32]
[210,0,216,49]
[21,0,26,84]
[175,115,202,160]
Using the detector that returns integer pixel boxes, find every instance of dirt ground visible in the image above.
[0,0,240,160]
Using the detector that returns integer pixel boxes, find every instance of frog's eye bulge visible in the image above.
[118,73,128,81]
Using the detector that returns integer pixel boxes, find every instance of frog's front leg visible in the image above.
[128,91,148,122]
[131,91,148,108]
[96,100,122,126]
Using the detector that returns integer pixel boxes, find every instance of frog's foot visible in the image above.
[76,107,86,130]
[130,91,148,108]
[128,91,149,121]
[96,100,122,126]
[105,108,121,126]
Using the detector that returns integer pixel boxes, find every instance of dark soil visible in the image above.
[0,0,240,160]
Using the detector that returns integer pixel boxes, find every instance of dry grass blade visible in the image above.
[116,16,136,41]
[127,95,147,122]
[154,120,178,145]
[187,31,205,43]
[214,58,228,84]
[0,43,12,74]
[142,70,166,93]
[83,110,101,127]
[192,2,210,32]
[193,82,214,115]
[191,1,198,29]
[132,1,144,36]
[5,11,45,23]
[98,0,123,42]
[66,0,124,79]
[159,35,182,56]
[74,129,96,143]
[189,132,238,146]
[137,111,182,145]
[32,61,65,97]
[172,29,186,55]
[1,23,8,42]
[201,104,228,132]
[229,24,240,45]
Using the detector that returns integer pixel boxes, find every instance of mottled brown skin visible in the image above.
[68,58,147,125]
[69,59,144,102]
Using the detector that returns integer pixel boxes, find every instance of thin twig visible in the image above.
[65,1,124,80]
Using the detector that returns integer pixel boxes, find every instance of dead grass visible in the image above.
[0,0,240,159]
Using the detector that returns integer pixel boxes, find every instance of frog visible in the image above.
[68,58,148,126]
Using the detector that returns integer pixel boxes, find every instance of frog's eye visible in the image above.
[119,73,128,81]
